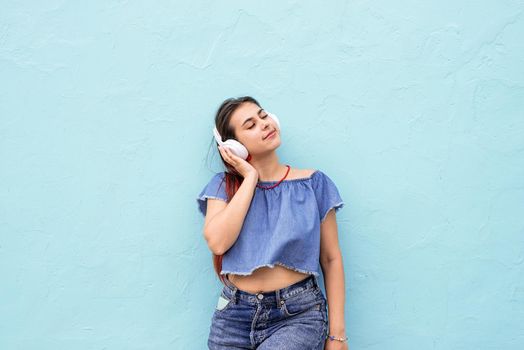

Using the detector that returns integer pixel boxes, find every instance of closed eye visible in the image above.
[247,114,268,129]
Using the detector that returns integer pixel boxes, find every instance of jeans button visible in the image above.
[257,293,264,300]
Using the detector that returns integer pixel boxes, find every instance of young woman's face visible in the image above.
[229,102,281,155]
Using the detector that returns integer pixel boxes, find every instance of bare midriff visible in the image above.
[227,265,311,294]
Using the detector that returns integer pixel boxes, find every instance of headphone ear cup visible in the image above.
[213,126,249,160]
[267,112,280,129]
[223,139,249,160]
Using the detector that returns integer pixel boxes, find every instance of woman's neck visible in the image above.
[249,154,288,182]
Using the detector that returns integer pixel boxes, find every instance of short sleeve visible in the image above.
[312,170,345,223]
[196,172,228,217]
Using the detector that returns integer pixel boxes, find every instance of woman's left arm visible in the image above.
[319,209,349,350]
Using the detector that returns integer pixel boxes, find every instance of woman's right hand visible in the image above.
[218,145,258,180]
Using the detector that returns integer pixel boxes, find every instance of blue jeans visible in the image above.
[208,274,329,349]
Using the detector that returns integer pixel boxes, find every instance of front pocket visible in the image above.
[281,291,323,317]
[281,300,299,316]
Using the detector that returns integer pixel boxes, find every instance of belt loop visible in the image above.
[224,274,238,304]
[275,288,281,308]
[231,286,238,304]
[312,274,319,289]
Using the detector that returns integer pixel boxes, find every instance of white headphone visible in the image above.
[213,112,281,160]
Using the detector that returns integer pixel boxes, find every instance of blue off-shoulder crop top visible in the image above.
[196,170,345,277]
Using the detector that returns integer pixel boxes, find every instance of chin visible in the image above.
[271,140,282,150]
[254,142,281,155]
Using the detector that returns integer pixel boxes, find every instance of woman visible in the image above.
[197,96,349,349]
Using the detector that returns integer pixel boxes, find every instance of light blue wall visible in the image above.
[1,1,523,349]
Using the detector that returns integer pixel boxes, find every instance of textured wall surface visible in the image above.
[1,1,523,349]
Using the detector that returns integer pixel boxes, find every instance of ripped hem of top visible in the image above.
[220,261,320,277]
[320,201,345,223]
[196,195,228,202]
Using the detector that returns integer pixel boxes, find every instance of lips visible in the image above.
[264,130,276,140]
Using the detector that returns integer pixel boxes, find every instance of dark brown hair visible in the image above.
[208,96,262,286]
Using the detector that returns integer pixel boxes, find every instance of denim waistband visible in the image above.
[222,274,320,306]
